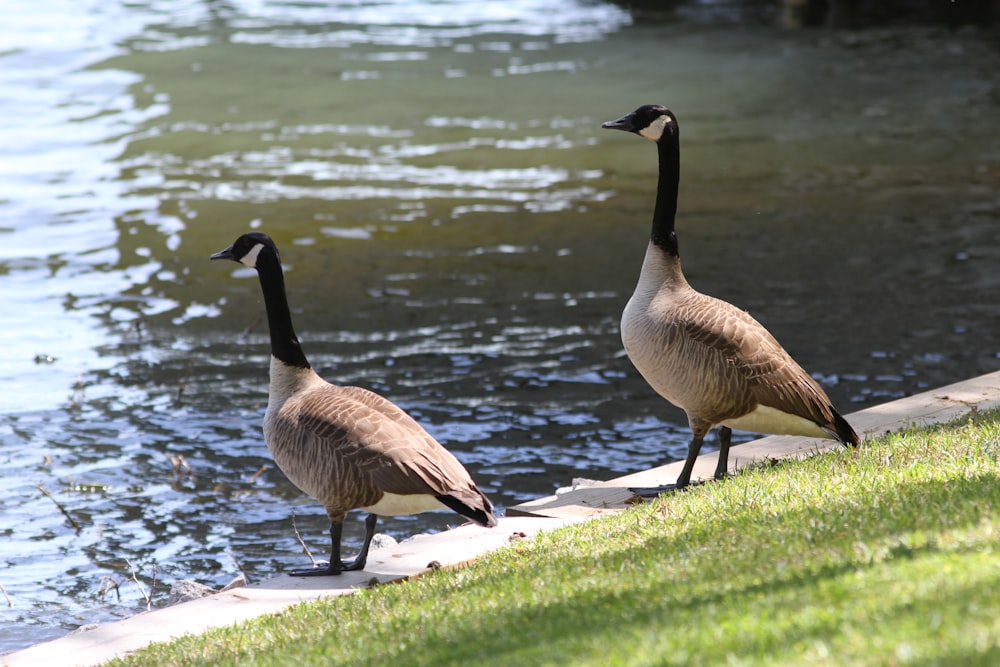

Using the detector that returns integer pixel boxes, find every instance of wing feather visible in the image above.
[267,383,494,518]
[672,292,843,430]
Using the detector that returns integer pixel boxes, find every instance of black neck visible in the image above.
[255,248,310,369]
[650,130,680,256]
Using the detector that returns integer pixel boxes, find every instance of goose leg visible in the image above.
[674,433,704,489]
[714,426,732,480]
[290,520,347,576]
[341,513,378,572]
[290,513,379,576]
[629,433,706,498]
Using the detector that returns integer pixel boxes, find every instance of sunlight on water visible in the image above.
[1,0,999,654]
[224,0,632,46]
[0,1,162,420]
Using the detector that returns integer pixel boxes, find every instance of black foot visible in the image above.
[342,556,366,572]
[288,555,367,577]
[289,561,342,577]
[628,479,706,498]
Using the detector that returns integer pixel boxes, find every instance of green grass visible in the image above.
[106,409,1000,666]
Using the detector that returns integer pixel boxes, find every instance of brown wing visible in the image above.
[294,385,476,495]
[287,384,495,520]
[676,292,847,434]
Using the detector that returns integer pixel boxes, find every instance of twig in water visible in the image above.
[241,315,263,340]
[291,509,318,566]
[125,559,152,612]
[247,465,268,484]
[175,381,186,405]
[69,374,86,407]
[0,581,11,607]
[97,575,121,602]
[38,484,81,533]
[131,318,145,342]
[150,562,157,610]
[168,454,192,475]
[227,550,253,586]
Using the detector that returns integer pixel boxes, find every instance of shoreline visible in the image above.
[5,369,1000,667]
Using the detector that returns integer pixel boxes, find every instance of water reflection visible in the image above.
[1,0,999,655]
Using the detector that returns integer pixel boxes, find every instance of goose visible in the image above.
[601,104,859,494]
[211,232,497,576]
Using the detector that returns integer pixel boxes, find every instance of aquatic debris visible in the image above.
[37,484,81,532]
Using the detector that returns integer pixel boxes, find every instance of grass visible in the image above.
[105,409,1000,666]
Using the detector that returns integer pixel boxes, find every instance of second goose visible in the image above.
[602,104,860,493]
[211,232,497,576]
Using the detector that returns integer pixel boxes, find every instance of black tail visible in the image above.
[829,410,860,448]
[436,491,498,528]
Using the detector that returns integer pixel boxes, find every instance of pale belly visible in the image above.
[621,303,705,413]
[363,492,450,517]
[722,404,833,440]
[626,346,691,409]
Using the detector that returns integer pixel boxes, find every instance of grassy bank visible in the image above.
[107,410,1000,666]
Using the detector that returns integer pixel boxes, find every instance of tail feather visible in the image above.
[436,491,498,528]
[827,410,860,448]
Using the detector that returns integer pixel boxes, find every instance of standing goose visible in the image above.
[602,104,859,493]
[211,232,497,576]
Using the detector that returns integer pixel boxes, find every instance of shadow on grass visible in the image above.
[907,646,1000,667]
[388,471,1000,666]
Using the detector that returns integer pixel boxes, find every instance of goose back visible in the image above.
[263,362,492,522]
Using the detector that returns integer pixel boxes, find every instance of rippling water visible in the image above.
[1,0,999,653]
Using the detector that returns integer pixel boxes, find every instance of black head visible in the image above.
[210,232,279,268]
[601,104,677,143]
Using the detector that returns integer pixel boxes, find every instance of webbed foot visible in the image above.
[289,561,342,577]
[628,479,706,498]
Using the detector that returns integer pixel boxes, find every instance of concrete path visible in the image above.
[4,370,1000,666]
[509,369,1000,520]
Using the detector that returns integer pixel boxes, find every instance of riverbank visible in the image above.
[5,370,1000,666]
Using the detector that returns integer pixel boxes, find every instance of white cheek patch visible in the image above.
[639,115,671,142]
[240,243,265,267]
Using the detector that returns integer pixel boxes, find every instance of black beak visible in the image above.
[210,246,235,261]
[601,112,637,132]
